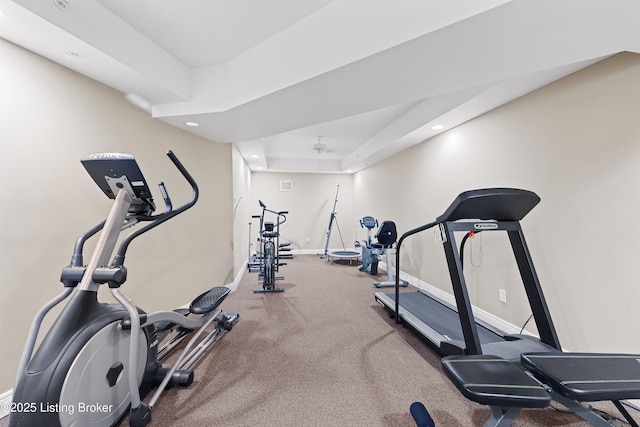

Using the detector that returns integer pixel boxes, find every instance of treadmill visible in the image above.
[374,188,561,361]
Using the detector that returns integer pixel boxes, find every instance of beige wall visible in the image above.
[250,172,355,252]
[0,40,233,392]
[354,52,640,353]
[232,144,252,283]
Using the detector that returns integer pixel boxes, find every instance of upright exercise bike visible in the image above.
[357,216,408,287]
[253,200,288,294]
[10,151,239,427]
[357,216,380,274]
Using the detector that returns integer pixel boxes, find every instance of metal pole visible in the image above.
[321,185,340,258]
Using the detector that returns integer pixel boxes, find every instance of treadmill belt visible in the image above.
[385,292,503,344]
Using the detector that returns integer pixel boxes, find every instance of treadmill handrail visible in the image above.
[393,188,540,324]
[395,220,438,323]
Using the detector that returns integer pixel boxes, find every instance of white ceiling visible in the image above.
[2,0,639,173]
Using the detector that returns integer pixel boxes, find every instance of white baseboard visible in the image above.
[1,389,12,418]
[229,261,247,292]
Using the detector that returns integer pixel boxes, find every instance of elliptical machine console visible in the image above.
[10,151,239,427]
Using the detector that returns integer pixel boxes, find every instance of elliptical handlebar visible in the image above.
[112,150,199,265]
[166,150,199,210]
[277,211,288,225]
[61,151,198,286]
[257,201,288,225]
[135,150,199,220]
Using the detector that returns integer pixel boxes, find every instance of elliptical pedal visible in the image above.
[190,286,231,314]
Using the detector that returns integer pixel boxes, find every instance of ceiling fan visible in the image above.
[312,135,327,154]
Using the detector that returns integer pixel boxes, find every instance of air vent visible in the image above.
[280,180,293,192]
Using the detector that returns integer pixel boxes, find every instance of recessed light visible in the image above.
[432,124,444,130]
[184,121,199,127]
[250,155,259,159]
[64,51,79,60]
[53,0,69,11]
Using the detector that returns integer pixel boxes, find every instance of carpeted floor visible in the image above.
[140,255,631,426]
[3,254,635,426]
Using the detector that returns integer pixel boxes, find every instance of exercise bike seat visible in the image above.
[442,354,551,408]
[521,352,640,402]
[190,286,231,315]
[375,221,398,248]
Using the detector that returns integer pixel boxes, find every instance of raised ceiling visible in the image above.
[1,0,639,173]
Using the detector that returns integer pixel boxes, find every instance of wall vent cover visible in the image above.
[280,180,293,192]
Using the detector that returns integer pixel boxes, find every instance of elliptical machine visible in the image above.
[10,151,239,427]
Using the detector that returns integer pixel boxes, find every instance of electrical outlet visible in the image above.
[499,289,507,303]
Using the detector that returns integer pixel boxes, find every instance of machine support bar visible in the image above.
[78,190,132,292]
[395,220,438,323]
[507,228,561,350]
[441,221,483,355]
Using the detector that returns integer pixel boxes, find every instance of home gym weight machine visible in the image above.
[320,185,360,264]
[375,188,640,426]
[10,151,239,427]
[356,216,408,288]
[252,200,289,293]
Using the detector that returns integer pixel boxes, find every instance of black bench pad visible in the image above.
[442,355,551,408]
[521,352,640,402]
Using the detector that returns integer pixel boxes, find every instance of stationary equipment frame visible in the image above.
[380,188,640,427]
[320,185,360,262]
[10,151,239,427]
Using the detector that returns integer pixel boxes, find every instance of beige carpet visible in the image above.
[142,255,630,426]
[3,255,635,426]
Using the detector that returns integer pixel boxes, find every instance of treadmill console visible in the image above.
[436,188,540,223]
[81,153,155,214]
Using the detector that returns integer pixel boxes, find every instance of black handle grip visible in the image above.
[166,150,199,209]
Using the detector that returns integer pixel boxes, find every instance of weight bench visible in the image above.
[442,353,640,426]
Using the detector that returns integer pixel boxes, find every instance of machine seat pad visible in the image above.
[442,355,551,408]
[190,287,231,315]
[521,352,640,402]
